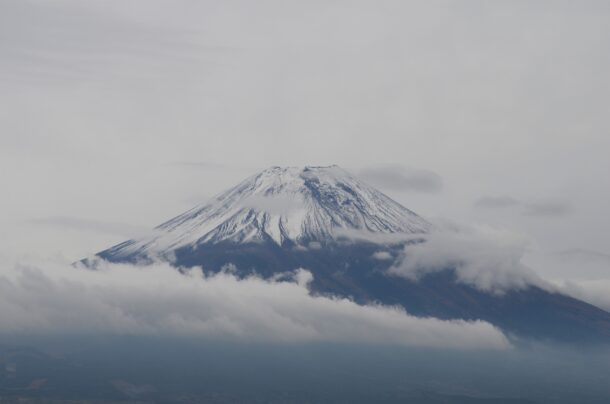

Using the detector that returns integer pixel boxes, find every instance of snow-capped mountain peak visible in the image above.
[105,165,430,258]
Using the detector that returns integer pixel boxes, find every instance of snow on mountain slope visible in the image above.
[104,165,430,258]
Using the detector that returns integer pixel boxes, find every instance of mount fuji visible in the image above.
[100,165,429,257]
[94,165,610,343]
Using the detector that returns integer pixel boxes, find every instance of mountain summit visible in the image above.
[103,165,429,260]
[96,165,610,343]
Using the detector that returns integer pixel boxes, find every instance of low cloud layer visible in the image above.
[0,257,508,350]
[475,196,572,217]
[386,223,548,294]
[359,165,443,193]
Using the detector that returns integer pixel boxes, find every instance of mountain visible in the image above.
[95,165,610,343]
[101,165,429,260]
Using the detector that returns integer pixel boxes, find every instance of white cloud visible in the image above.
[387,223,549,294]
[335,221,549,294]
[372,251,393,261]
[0,256,509,350]
[555,279,610,313]
[308,241,322,250]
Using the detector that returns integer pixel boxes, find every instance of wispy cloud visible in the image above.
[558,279,610,313]
[523,200,572,217]
[359,165,443,193]
[336,221,547,294]
[372,251,393,261]
[474,196,520,209]
[385,223,547,294]
[555,248,610,263]
[474,196,572,218]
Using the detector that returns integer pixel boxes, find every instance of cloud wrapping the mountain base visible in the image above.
[388,223,548,294]
[0,257,508,350]
[558,279,610,313]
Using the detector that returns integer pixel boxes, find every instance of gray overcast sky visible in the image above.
[1,0,609,285]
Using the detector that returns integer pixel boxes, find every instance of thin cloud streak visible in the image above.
[359,165,443,194]
[555,248,610,264]
[523,200,572,217]
[474,196,520,209]
[474,196,573,217]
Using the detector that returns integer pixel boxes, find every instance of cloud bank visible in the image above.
[0,257,508,350]
[387,223,548,294]
[336,221,547,294]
